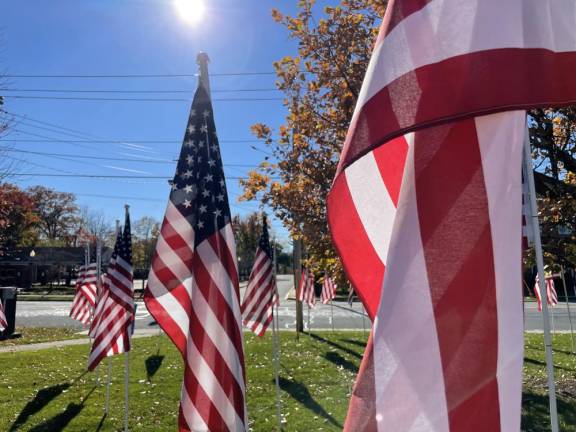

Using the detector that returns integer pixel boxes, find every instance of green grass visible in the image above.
[0,328,85,347]
[0,332,574,431]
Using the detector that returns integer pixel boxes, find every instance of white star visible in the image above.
[187,125,196,134]
[186,155,194,165]
[211,144,218,152]
[198,140,205,148]
[219,179,225,187]
[204,174,213,182]
[183,199,192,208]
[213,209,222,217]
[183,170,192,179]
[197,220,204,229]
[203,109,210,118]
[200,125,208,133]
[184,185,194,194]
[171,183,178,191]
[190,109,196,117]
[185,139,194,147]
[202,189,210,198]
[208,159,216,167]
[197,156,202,163]
[199,204,207,213]
[217,193,224,202]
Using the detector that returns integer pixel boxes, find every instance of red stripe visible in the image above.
[414,119,501,430]
[327,174,384,319]
[339,49,576,174]
[207,231,239,289]
[381,0,435,39]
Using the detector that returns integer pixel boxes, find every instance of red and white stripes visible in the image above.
[70,263,98,326]
[298,268,315,308]
[321,274,336,304]
[0,300,7,331]
[534,274,559,312]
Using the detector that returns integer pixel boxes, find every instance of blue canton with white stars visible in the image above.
[259,215,272,260]
[170,85,231,245]
[119,212,132,265]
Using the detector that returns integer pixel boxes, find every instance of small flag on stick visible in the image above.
[298,268,315,308]
[241,215,278,337]
[321,273,337,304]
[70,263,98,325]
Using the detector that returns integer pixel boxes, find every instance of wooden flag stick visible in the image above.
[124,351,130,431]
[95,241,102,386]
[560,266,575,353]
[523,124,559,432]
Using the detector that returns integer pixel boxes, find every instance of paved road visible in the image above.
[12,275,576,333]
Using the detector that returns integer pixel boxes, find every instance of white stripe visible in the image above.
[196,239,242,321]
[188,276,246,392]
[355,0,576,118]
[154,234,192,282]
[373,140,449,432]
[476,111,525,432]
[165,200,196,242]
[184,334,245,430]
[221,224,238,270]
[147,269,191,344]
[180,385,210,432]
[346,151,396,265]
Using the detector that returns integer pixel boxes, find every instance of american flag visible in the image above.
[297,268,315,308]
[69,263,98,325]
[88,210,134,371]
[321,274,336,304]
[0,299,7,331]
[241,215,278,337]
[144,82,247,432]
[535,274,559,312]
[326,1,576,431]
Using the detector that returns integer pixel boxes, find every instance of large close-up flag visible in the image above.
[327,0,576,431]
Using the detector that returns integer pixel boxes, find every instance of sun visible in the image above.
[174,0,206,25]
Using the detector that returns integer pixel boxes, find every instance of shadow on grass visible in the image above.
[522,390,576,431]
[278,376,341,428]
[525,357,575,373]
[24,386,96,432]
[145,354,165,381]
[339,338,368,349]
[324,351,359,374]
[308,333,362,359]
[10,383,72,431]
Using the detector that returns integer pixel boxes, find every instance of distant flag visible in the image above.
[535,274,559,312]
[144,74,247,431]
[70,263,98,325]
[0,299,7,331]
[326,1,576,430]
[321,273,337,304]
[298,268,315,308]
[89,228,122,339]
[347,287,355,307]
[241,215,278,337]
[88,208,134,371]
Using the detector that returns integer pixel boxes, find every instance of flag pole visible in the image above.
[95,240,102,386]
[271,237,283,431]
[123,205,130,432]
[330,299,335,332]
[523,124,559,432]
[560,266,575,353]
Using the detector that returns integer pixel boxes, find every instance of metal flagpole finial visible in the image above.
[196,51,211,95]
[124,204,130,215]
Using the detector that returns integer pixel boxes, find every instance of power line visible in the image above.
[3,95,284,102]
[1,148,261,167]
[8,173,275,179]
[1,88,279,94]
[3,72,280,78]
[0,138,260,144]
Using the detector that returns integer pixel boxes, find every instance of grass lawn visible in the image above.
[0,327,86,347]
[0,331,573,431]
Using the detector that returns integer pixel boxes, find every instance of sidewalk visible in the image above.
[0,328,160,354]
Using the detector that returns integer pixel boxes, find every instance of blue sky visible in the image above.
[0,0,316,243]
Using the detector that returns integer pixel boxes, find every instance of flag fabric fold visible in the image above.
[144,83,247,432]
[534,274,558,312]
[327,1,576,431]
[321,274,336,304]
[241,215,278,337]
[70,263,98,326]
[88,212,134,371]
[298,268,315,308]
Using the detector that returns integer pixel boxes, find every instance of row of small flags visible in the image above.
[69,206,134,371]
[297,267,337,308]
